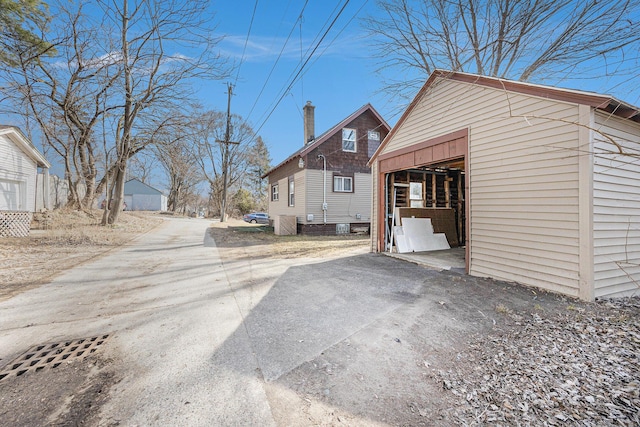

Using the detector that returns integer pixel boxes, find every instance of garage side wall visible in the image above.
[0,134,37,212]
[593,112,640,298]
[131,194,162,211]
[374,78,584,297]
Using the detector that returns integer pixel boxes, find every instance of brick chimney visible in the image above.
[303,101,315,145]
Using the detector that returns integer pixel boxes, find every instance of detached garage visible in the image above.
[369,70,640,301]
[123,179,167,212]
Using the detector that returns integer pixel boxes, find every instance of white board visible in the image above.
[393,226,411,253]
[401,217,450,252]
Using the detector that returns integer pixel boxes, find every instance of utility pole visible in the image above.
[219,82,238,222]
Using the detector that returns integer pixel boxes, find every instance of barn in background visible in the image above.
[124,178,167,212]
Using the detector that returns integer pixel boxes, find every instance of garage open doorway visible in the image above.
[374,128,469,271]
[383,157,467,271]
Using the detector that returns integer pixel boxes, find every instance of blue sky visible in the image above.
[202,0,640,167]
[198,0,396,166]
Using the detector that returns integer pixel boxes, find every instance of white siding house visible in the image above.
[369,70,640,301]
[0,126,50,212]
[123,179,167,211]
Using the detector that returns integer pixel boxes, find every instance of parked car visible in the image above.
[243,212,269,224]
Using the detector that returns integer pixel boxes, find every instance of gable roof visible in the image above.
[124,178,164,195]
[0,125,50,168]
[262,103,390,178]
[369,69,640,165]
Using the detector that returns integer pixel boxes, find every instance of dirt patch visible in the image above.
[0,355,118,426]
[0,209,162,301]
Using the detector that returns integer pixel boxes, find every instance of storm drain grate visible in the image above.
[0,334,111,382]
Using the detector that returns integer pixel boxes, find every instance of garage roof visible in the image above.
[369,70,640,166]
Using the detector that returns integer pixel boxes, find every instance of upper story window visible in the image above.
[342,128,356,152]
[368,130,380,141]
[271,184,279,201]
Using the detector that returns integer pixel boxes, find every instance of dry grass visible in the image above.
[208,218,370,259]
[0,209,162,301]
[1,214,370,301]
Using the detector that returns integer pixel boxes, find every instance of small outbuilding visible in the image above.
[0,125,50,236]
[123,178,167,212]
[369,70,640,301]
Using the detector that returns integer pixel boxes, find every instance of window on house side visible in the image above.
[271,184,279,201]
[368,130,380,141]
[334,176,353,193]
[288,177,295,206]
[342,128,356,152]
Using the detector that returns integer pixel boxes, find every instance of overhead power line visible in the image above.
[245,0,310,123]
[253,0,351,137]
[234,0,260,85]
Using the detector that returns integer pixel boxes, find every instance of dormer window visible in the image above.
[342,128,356,152]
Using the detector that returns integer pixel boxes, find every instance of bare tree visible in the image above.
[244,136,271,211]
[127,151,158,184]
[153,128,202,214]
[365,0,640,102]
[193,110,257,218]
[97,0,227,225]
[3,1,120,209]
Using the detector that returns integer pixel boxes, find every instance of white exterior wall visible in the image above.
[303,169,372,225]
[593,112,640,298]
[376,78,584,297]
[0,133,37,212]
[130,194,164,211]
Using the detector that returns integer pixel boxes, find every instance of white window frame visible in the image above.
[271,184,279,201]
[410,182,423,208]
[342,128,356,152]
[333,175,353,193]
[368,130,380,141]
[288,177,295,206]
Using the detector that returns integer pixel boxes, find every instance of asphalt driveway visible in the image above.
[0,217,570,426]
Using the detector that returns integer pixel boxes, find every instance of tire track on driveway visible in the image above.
[0,217,277,427]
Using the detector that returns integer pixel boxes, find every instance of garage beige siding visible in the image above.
[377,78,583,296]
[305,170,372,225]
[593,112,640,298]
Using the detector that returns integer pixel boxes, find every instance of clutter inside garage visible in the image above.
[385,161,465,254]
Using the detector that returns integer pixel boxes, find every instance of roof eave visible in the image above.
[0,126,51,168]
